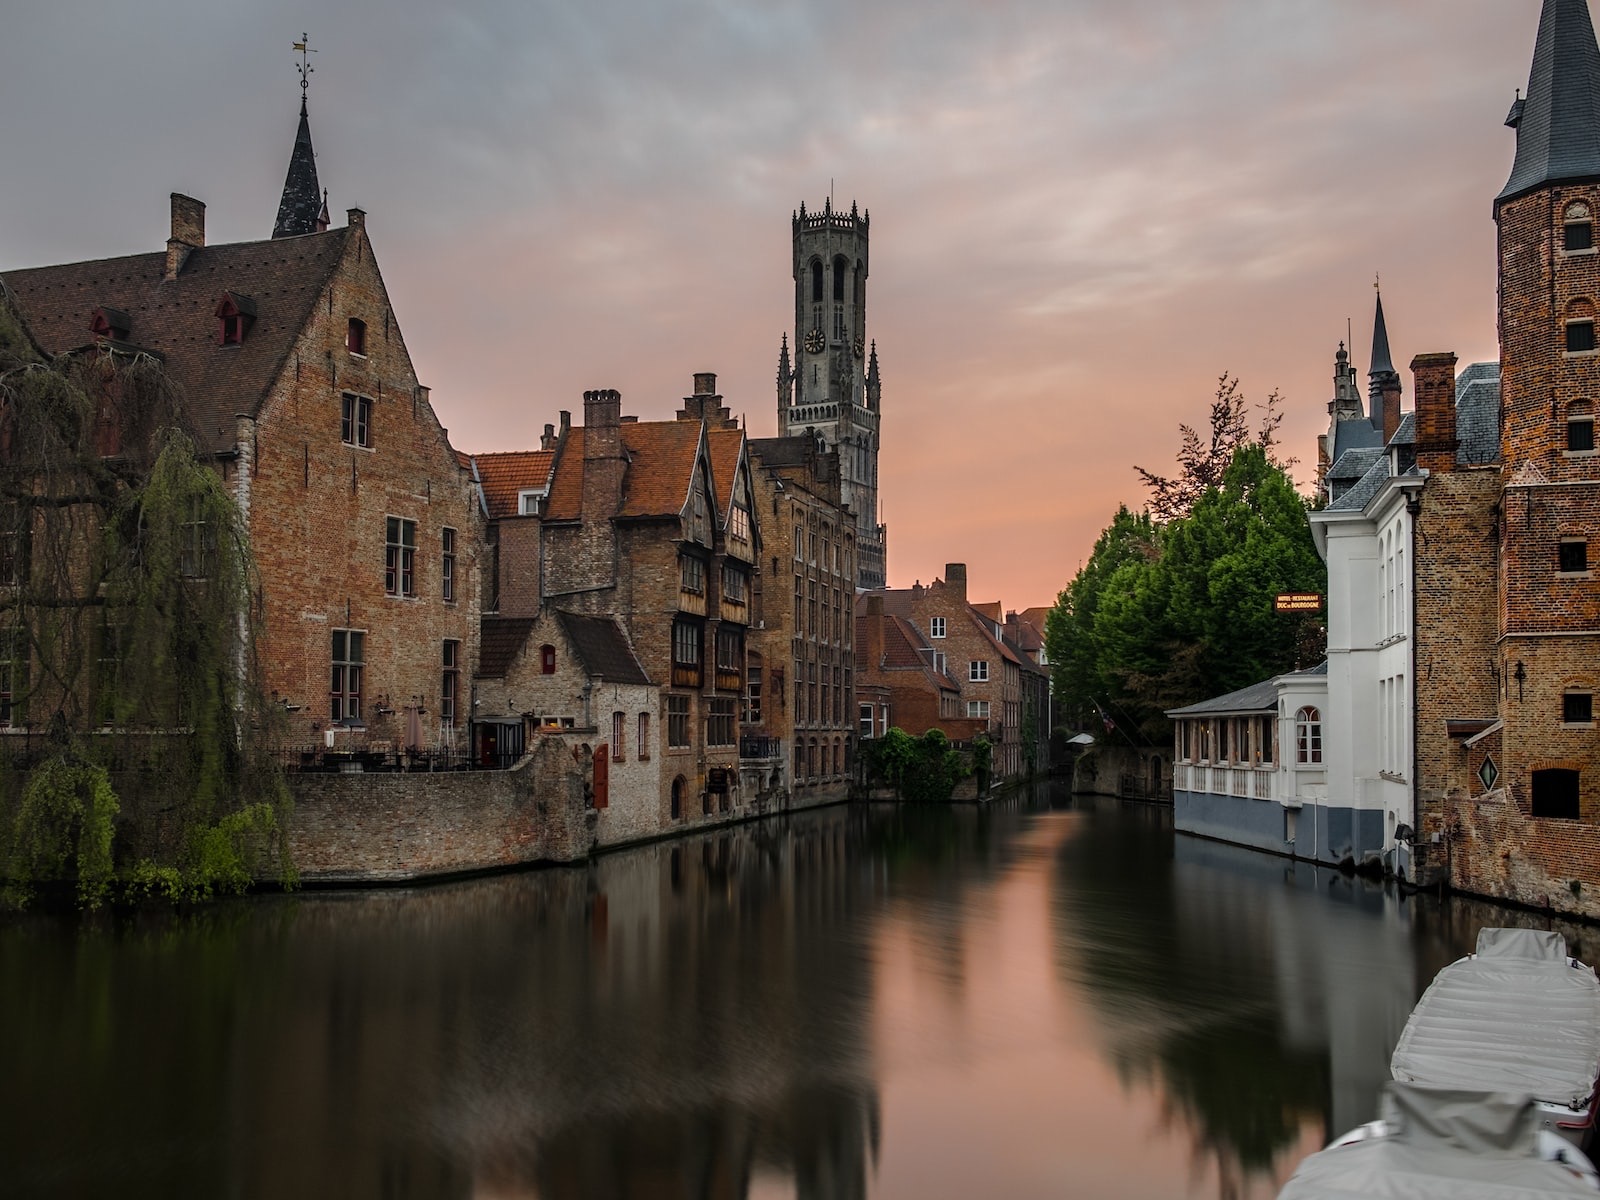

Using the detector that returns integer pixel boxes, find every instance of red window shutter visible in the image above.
[593,745,609,809]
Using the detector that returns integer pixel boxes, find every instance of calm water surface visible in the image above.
[5,784,1595,1199]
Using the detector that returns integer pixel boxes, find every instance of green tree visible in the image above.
[1134,374,1293,522]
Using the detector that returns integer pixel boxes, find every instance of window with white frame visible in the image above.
[967,700,990,719]
[969,660,989,682]
[930,616,946,639]
[1295,706,1322,765]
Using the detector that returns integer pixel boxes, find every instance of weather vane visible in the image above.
[1374,272,1381,292]
[293,33,316,98]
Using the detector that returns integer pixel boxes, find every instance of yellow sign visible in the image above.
[1275,593,1323,613]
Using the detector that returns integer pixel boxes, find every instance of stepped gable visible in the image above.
[4,229,350,456]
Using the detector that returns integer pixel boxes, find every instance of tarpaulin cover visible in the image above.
[1278,1085,1598,1199]
[1390,930,1600,1110]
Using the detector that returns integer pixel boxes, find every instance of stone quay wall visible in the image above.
[1448,788,1600,920]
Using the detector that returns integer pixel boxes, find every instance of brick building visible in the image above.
[858,564,1028,781]
[1298,0,1600,905]
[745,425,858,806]
[1,96,480,755]
[854,596,982,743]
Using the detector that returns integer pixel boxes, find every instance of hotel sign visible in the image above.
[1275,593,1323,613]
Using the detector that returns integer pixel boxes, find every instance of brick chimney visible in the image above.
[581,389,627,524]
[1411,352,1459,474]
[1380,375,1403,444]
[676,372,736,428]
[862,595,886,667]
[944,562,968,603]
[165,193,205,280]
[540,423,557,451]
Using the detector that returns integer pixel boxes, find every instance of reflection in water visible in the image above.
[0,787,1577,1199]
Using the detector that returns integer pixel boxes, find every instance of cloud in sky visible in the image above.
[0,0,1546,605]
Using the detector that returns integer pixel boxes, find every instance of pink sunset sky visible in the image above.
[0,1,1547,609]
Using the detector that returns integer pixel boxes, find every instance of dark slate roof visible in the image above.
[555,611,652,685]
[1455,362,1502,466]
[1325,455,1393,513]
[1329,413,1385,465]
[274,100,324,239]
[1370,291,1397,382]
[1328,446,1384,483]
[479,617,537,679]
[1167,677,1279,718]
[1390,411,1417,447]
[1500,0,1600,203]
[3,228,351,456]
[748,435,810,468]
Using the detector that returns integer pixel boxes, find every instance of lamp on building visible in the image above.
[1514,660,1527,702]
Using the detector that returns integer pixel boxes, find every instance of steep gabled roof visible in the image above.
[473,450,555,519]
[707,427,747,521]
[1500,0,1600,204]
[881,615,960,691]
[555,611,651,685]
[479,617,537,679]
[5,228,352,455]
[543,421,707,523]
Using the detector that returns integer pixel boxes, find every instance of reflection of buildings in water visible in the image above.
[1049,807,1424,1188]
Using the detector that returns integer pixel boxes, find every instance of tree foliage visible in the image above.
[1049,376,1326,745]
[861,728,970,803]
[0,290,293,906]
[1134,374,1294,523]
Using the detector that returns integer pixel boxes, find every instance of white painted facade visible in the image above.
[1310,470,1422,872]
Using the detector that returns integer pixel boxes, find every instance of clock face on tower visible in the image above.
[803,328,824,354]
[853,336,864,359]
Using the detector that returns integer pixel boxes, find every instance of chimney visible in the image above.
[676,371,735,427]
[1381,376,1402,444]
[584,388,623,455]
[944,562,968,602]
[580,390,627,529]
[347,207,366,232]
[540,423,557,451]
[165,193,205,280]
[862,595,886,669]
[1411,352,1459,474]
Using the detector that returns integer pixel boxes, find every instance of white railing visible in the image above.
[1175,762,1280,802]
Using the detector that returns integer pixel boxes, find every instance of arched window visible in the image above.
[832,255,848,302]
[1566,202,1594,253]
[1295,707,1322,764]
[671,775,685,820]
[1569,400,1596,453]
[540,645,556,675]
[810,259,824,304]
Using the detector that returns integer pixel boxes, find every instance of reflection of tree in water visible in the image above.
[1051,801,1328,1192]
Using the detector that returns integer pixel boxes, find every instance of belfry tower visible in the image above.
[777,198,887,590]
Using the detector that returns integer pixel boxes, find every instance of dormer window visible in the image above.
[213,293,256,346]
[1566,202,1594,253]
[517,488,545,516]
[90,307,131,341]
[347,318,366,356]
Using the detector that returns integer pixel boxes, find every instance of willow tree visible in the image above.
[0,289,291,906]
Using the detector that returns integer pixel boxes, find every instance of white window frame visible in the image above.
[969,660,989,682]
[930,616,946,639]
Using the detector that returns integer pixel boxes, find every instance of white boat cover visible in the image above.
[1279,1085,1598,1199]
[1390,929,1600,1110]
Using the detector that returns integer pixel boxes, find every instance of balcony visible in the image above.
[1174,761,1279,801]
[740,735,781,762]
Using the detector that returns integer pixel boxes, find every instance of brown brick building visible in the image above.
[746,427,858,806]
[1,98,480,756]
[854,596,982,743]
[858,565,1029,781]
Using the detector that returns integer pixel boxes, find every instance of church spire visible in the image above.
[1499,0,1600,205]
[777,333,793,409]
[1368,284,1398,415]
[273,35,324,240]
[866,341,881,410]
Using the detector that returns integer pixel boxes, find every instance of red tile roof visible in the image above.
[544,421,707,523]
[707,428,746,520]
[4,229,352,456]
[974,601,1003,624]
[473,450,555,520]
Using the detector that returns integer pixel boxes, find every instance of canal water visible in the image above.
[4,784,1595,1199]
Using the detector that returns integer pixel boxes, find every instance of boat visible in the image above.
[1391,927,1600,1147]
[1278,1083,1600,1198]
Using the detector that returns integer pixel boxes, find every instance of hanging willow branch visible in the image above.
[0,294,292,907]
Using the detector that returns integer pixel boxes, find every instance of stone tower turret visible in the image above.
[777,198,887,589]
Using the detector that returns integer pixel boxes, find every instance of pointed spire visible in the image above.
[1499,0,1600,204]
[777,333,793,409]
[1368,286,1401,429]
[274,38,325,239]
[866,341,881,410]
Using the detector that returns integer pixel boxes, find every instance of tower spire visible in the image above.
[273,33,325,240]
[1368,281,1398,415]
[1499,0,1600,205]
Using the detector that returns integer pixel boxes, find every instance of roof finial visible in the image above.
[293,32,316,106]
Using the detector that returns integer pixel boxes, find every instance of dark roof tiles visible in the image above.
[555,611,652,686]
[1500,0,1600,203]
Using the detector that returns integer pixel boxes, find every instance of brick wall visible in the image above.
[249,214,480,751]
[1449,788,1600,919]
[284,734,595,883]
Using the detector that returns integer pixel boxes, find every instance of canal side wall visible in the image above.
[282,734,852,886]
[1174,790,1385,869]
[1448,789,1600,919]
